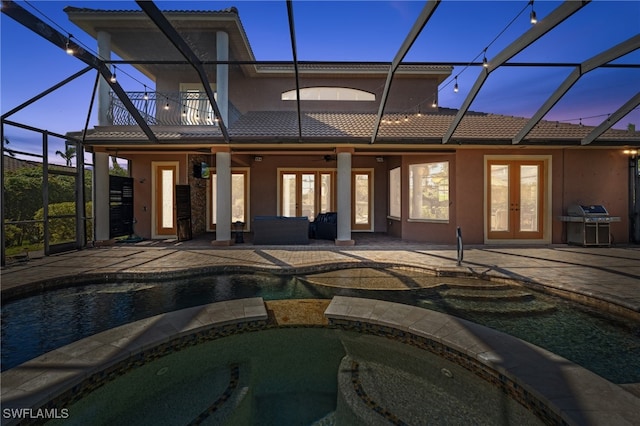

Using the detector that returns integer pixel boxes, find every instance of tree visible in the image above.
[55,145,76,166]
[110,155,128,176]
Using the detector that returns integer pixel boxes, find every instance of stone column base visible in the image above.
[211,239,233,246]
[335,239,355,246]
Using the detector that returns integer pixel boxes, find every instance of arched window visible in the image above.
[281,87,375,101]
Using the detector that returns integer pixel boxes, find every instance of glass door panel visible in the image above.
[281,173,297,217]
[231,174,246,223]
[154,163,177,236]
[320,173,332,213]
[301,174,316,219]
[519,165,540,233]
[352,172,372,230]
[490,164,510,233]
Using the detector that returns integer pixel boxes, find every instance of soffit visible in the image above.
[64,7,256,79]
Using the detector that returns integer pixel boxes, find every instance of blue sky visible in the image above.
[1,0,639,161]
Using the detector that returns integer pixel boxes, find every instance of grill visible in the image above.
[559,204,621,246]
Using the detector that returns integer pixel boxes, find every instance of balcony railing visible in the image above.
[109,91,239,126]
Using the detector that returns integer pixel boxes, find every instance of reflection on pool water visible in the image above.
[2,269,639,384]
[47,328,545,426]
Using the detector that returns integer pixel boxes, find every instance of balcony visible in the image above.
[108,92,239,127]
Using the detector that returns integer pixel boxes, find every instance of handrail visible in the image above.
[456,226,463,266]
[109,91,241,127]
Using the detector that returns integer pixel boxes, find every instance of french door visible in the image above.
[487,160,544,240]
[153,162,178,237]
[279,171,335,219]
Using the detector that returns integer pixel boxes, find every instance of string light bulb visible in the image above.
[109,66,117,83]
[65,34,74,55]
[454,76,459,93]
[482,51,488,68]
[431,99,437,108]
[529,1,537,24]
[164,100,170,110]
[143,86,149,100]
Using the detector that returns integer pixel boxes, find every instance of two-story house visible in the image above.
[65,5,639,246]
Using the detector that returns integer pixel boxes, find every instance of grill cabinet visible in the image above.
[559,205,621,246]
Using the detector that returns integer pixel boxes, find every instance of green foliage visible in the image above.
[33,201,93,244]
[3,165,83,221]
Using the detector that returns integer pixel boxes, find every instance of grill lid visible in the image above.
[567,204,609,216]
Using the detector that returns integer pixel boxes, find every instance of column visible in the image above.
[216,31,229,125]
[336,148,355,245]
[212,147,232,245]
[94,152,110,241]
[97,31,112,126]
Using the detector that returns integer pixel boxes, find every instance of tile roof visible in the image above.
[79,110,640,145]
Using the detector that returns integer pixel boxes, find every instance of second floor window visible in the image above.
[281,87,375,101]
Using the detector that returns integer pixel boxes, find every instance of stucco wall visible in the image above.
[560,149,628,244]
[158,73,440,115]
[127,153,189,240]
[122,148,629,245]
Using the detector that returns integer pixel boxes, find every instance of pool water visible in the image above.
[2,270,639,384]
[46,328,545,426]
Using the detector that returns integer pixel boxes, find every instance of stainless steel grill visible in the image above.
[559,204,621,246]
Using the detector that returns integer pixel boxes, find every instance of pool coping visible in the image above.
[2,296,639,426]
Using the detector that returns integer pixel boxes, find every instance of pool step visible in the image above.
[420,297,556,316]
[419,284,556,317]
[437,288,535,302]
[434,282,514,291]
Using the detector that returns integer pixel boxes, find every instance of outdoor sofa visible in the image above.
[252,216,310,245]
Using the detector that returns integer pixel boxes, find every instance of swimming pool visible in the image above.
[45,328,545,426]
[2,268,639,383]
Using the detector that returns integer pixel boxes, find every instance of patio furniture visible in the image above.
[252,216,310,245]
[310,212,337,240]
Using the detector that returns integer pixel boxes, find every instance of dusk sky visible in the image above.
[1,0,639,162]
